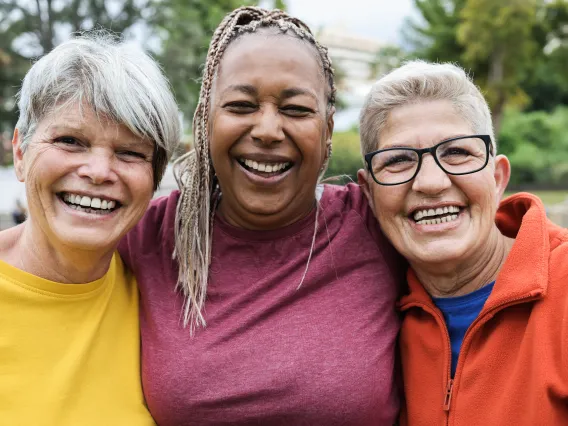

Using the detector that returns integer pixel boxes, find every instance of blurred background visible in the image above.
[1,0,568,229]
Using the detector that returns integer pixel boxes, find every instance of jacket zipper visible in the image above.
[401,292,541,425]
[443,379,454,411]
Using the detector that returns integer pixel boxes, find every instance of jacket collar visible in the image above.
[399,192,549,311]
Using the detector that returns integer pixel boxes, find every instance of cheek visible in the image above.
[209,114,248,157]
[371,187,407,235]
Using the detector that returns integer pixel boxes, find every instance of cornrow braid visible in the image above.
[173,6,337,331]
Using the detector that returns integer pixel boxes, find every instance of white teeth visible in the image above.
[414,206,463,225]
[61,193,117,210]
[240,159,290,173]
[91,198,102,209]
[413,205,462,222]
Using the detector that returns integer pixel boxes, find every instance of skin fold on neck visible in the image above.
[412,227,515,298]
[0,222,114,284]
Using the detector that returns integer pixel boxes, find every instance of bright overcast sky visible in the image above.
[284,0,416,44]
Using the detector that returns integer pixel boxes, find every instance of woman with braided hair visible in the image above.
[120,7,403,425]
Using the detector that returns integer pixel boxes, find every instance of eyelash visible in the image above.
[223,102,314,115]
[53,136,148,160]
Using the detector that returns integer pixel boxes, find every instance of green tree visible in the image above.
[522,0,568,111]
[457,0,539,134]
[0,0,149,139]
[403,0,467,63]
[150,0,258,125]
[404,0,562,134]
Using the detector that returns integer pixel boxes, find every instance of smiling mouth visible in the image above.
[237,158,294,177]
[57,192,121,216]
[411,205,464,225]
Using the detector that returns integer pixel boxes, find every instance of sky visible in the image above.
[284,0,416,44]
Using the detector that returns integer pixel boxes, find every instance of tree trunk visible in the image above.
[488,46,506,136]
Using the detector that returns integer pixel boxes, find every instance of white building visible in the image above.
[316,26,384,130]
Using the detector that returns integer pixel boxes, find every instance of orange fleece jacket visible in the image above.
[398,193,568,425]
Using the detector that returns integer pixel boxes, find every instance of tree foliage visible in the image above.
[404,0,568,135]
[149,0,257,125]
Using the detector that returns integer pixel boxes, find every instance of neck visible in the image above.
[8,222,114,284]
[217,197,316,231]
[412,227,515,298]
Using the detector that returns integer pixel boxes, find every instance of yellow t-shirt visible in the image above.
[0,253,155,426]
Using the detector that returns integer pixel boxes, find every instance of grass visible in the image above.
[505,190,568,206]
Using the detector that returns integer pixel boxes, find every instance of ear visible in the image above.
[325,106,335,145]
[12,129,26,182]
[357,168,376,216]
[493,154,511,203]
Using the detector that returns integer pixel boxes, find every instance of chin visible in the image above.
[406,239,470,266]
[52,223,120,253]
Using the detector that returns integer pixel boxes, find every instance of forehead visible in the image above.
[380,100,473,149]
[32,103,147,145]
[215,33,325,96]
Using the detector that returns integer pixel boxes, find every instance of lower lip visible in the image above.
[57,196,120,221]
[409,209,466,233]
[236,160,294,186]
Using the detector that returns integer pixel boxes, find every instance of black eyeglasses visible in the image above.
[364,135,493,186]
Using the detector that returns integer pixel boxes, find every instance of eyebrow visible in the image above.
[222,85,317,101]
[281,87,318,101]
[222,84,258,97]
[380,134,472,150]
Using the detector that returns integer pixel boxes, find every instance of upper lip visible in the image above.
[58,190,121,204]
[235,153,295,164]
[408,201,466,216]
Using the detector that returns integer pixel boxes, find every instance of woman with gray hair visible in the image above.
[358,60,568,425]
[0,33,179,424]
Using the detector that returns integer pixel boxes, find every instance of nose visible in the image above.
[250,105,285,145]
[411,154,452,194]
[77,150,117,185]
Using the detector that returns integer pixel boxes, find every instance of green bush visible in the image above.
[499,106,568,188]
[324,131,364,183]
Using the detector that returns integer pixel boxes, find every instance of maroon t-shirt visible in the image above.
[120,183,403,425]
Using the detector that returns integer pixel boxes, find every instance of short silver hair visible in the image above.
[359,60,495,156]
[16,32,181,190]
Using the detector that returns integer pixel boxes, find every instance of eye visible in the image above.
[54,136,80,146]
[280,105,314,117]
[223,101,257,114]
[117,150,148,161]
[383,153,415,167]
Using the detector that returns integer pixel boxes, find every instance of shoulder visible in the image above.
[321,183,407,285]
[320,182,369,214]
[118,190,179,268]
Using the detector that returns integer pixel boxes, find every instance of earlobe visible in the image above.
[12,129,25,182]
[493,155,511,202]
[357,168,377,216]
[326,106,335,142]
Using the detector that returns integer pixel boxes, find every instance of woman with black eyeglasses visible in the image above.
[357,60,568,426]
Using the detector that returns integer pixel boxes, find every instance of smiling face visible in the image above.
[13,104,155,255]
[209,33,334,230]
[359,100,510,269]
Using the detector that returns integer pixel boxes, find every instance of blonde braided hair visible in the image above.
[173,6,336,331]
